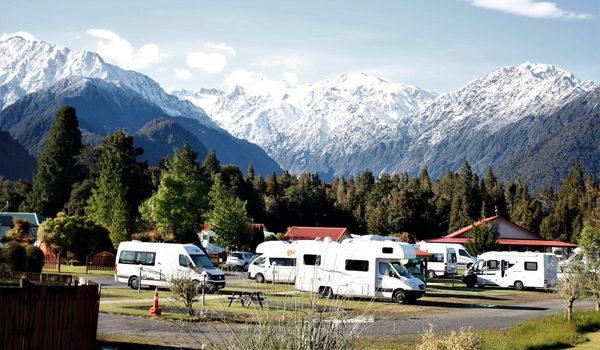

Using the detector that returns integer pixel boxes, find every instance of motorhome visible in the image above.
[294,238,426,303]
[115,241,226,292]
[248,241,297,283]
[470,251,558,290]
[414,242,458,278]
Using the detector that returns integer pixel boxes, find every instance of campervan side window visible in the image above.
[270,257,295,266]
[179,254,191,267]
[382,247,393,254]
[345,259,369,272]
[524,262,538,271]
[253,257,266,267]
[430,253,444,263]
[459,249,470,257]
[119,250,156,266]
[303,254,321,266]
[487,260,500,270]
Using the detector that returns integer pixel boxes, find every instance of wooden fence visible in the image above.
[86,251,115,273]
[0,273,100,350]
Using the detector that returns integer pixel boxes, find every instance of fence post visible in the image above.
[85,256,89,274]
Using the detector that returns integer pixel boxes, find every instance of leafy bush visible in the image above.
[170,274,200,316]
[24,244,44,272]
[1,241,27,271]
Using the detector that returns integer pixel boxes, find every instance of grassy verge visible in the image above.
[480,311,600,350]
[43,265,113,275]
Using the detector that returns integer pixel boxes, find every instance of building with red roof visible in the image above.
[425,215,577,251]
[283,226,351,242]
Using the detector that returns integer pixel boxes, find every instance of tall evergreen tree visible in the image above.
[30,105,82,217]
[448,162,480,232]
[206,175,253,249]
[86,131,151,245]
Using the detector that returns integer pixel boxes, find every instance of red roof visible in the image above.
[415,248,433,258]
[284,226,350,242]
[427,237,577,248]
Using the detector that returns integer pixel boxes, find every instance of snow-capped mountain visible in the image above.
[176,63,597,180]
[381,62,599,177]
[174,72,437,175]
[0,36,217,128]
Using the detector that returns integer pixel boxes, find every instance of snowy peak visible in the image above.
[0,36,217,128]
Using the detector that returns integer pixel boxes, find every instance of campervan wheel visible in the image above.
[256,273,265,283]
[393,290,407,304]
[129,276,139,290]
[514,280,525,291]
[427,270,436,279]
[319,286,334,299]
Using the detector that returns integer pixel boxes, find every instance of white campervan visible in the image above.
[471,251,558,290]
[115,241,226,292]
[295,238,425,303]
[248,241,297,283]
[414,242,458,278]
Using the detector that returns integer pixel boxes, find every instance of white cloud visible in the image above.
[87,29,167,70]
[186,51,227,73]
[204,42,236,56]
[0,31,36,41]
[260,56,305,70]
[174,68,192,80]
[467,0,592,20]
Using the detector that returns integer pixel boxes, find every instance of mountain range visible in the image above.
[0,36,281,179]
[1,35,599,192]
[175,63,599,190]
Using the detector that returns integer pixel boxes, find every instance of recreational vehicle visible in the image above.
[414,242,458,278]
[470,251,558,290]
[115,241,226,292]
[294,238,426,303]
[248,241,297,283]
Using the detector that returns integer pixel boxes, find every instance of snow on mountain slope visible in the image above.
[379,62,600,177]
[175,72,437,175]
[0,36,217,128]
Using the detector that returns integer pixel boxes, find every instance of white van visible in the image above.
[248,241,297,283]
[115,241,226,292]
[471,251,558,290]
[414,242,458,278]
[295,238,425,303]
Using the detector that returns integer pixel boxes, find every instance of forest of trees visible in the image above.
[1,106,599,256]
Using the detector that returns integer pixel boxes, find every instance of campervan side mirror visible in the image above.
[387,270,395,278]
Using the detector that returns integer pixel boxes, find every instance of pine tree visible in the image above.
[206,175,253,249]
[140,143,207,243]
[30,105,82,217]
[85,131,151,246]
[448,162,480,232]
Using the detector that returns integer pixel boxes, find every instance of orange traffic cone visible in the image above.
[150,286,162,316]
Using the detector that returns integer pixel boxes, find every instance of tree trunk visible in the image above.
[567,300,574,321]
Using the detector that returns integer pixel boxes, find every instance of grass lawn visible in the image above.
[573,331,600,349]
[480,311,600,350]
[42,265,113,276]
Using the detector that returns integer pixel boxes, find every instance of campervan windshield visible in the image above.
[382,261,412,278]
[190,254,214,268]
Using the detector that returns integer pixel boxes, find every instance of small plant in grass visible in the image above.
[170,274,200,316]
[236,293,369,350]
[416,324,482,350]
[553,266,586,321]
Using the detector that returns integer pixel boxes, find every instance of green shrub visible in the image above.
[1,241,27,271]
[24,244,44,272]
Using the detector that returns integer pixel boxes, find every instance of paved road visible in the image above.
[97,293,595,349]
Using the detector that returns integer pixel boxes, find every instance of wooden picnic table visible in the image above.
[227,291,265,307]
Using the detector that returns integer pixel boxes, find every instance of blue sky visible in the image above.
[1,0,598,93]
